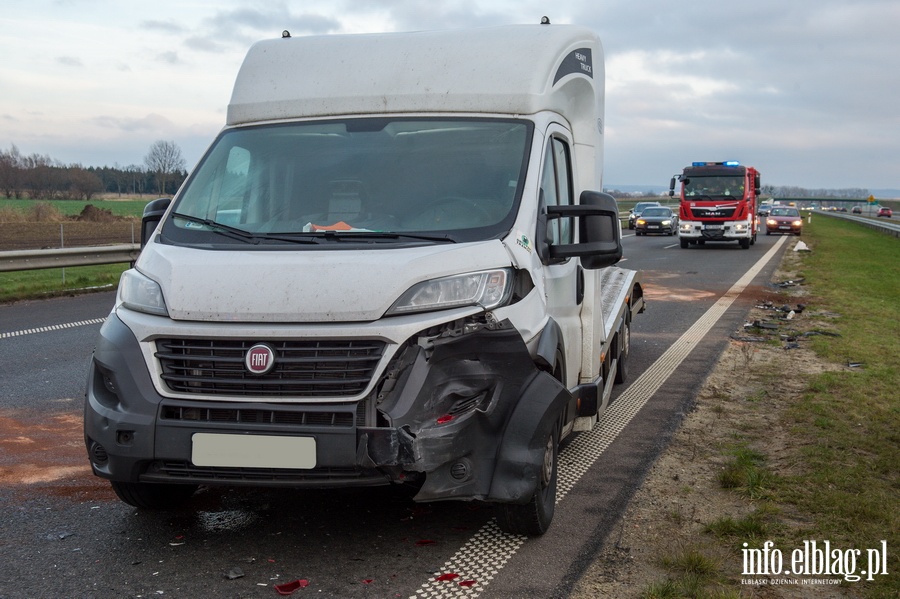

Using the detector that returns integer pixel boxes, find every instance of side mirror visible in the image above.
[141,198,172,248]
[542,191,622,269]
[668,177,676,197]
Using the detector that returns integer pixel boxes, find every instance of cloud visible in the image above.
[56,56,83,67]
[141,19,186,34]
[156,51,181,65]
[90,113,176,133]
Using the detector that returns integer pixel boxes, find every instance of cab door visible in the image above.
[539,128,583,391]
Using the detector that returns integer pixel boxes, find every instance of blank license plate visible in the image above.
[192,433,316,469]
[704,224,724,229]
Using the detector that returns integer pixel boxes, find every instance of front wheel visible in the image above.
[680,238,689,248]
[111,481,199,510]
[496,423,559,536]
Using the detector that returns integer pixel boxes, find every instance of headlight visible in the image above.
[792,220,803,226]
[118,269,169,316]
[661,220,671,226]
[636,219,646,225]
[387,269,513,315]
[766,219,777,226]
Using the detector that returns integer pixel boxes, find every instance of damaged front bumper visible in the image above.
[85,314,569,505]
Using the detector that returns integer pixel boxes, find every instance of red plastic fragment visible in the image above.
[415,539,437,546]
[435,573,459,582]
[362,579,374,584]
[459,580,476,587]
[274,579,309,595]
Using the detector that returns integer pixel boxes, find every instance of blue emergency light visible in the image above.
[691,161,741,167]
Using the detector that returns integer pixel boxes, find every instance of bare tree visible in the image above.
[144,140,186,196]
[0,145,25,198]
[67,167,104,200]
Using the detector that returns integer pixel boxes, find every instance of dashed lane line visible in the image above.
[1,318,106,339]
[411,235,788,599]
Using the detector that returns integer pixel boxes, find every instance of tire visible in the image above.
[496,421,559,536]
[740,238,750,249]
[614,310,631,384]
[111,481,199,510]
[680,238,689,248]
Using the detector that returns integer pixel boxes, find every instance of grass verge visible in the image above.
[0,264,127,304]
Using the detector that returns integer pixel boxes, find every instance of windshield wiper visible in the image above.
[172,213,318,244]
[320,231,458,243]
[172,212,260,244]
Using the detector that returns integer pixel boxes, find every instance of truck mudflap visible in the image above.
[364,321,570,504]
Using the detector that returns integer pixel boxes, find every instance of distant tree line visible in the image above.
[0,141,187,201]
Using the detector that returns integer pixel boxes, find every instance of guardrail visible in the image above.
[0,244,140,272]
[816,211,900,238]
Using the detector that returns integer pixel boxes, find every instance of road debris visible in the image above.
[274,579,309,595]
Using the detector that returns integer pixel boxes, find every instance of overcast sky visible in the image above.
[2,0,899,193]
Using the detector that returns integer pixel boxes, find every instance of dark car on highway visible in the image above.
[877,206,892,218]
[766,206,802,235]
[635,206,678,236]
[628,201,661,229]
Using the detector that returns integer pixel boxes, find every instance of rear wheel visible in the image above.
[111,481,199,510]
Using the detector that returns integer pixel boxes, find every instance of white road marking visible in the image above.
[410,235,788,599]
[0,318,106,339]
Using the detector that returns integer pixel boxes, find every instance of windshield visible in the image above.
[770,207,800,217]
[163,118,532,246]
[641,208,670,217]
[683,176,745,199]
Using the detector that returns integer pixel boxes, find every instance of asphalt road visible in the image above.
[0,231,790,598]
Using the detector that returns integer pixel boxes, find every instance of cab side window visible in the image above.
[540,137,574,244]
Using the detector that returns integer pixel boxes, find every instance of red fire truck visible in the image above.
[668,161,761,249]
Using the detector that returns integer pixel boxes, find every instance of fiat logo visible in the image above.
[245,344,276,375]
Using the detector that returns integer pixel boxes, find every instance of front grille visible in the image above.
[691,207,736,218]
[156,338,385,398]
